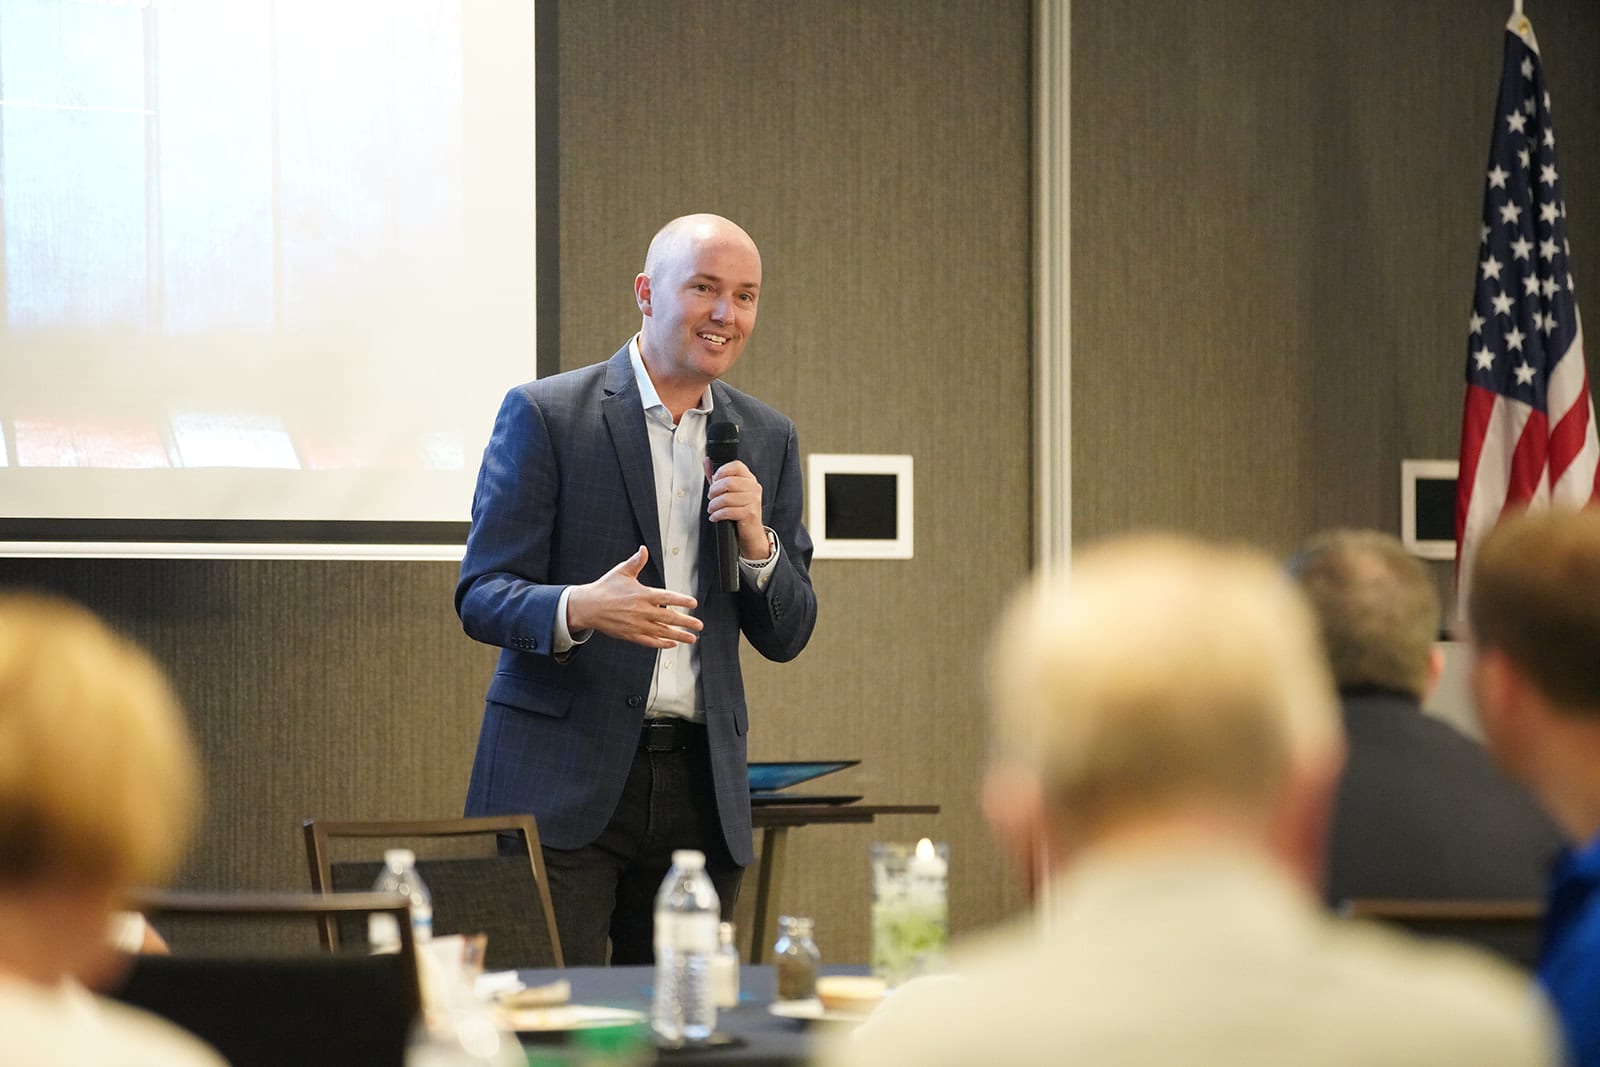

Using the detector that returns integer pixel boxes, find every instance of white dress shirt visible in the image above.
[553,337,778,722]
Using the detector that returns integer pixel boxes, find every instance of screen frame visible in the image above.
[0,0,560,561]
[805,453,915,560]
[1401,458,1459,561]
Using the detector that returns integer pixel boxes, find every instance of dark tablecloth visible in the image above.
[513,964,866,1066]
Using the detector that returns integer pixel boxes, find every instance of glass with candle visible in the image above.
[869,837,948,989]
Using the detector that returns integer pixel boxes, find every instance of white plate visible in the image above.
[498,1004,647,1033]
[767,998,874,1024]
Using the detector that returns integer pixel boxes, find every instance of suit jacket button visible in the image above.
[627,695,644,708]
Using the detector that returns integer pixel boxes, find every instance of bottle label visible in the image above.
[412,903,433,944]
[710,952,740,1008]
[654,912,718,954]
[369,913,400,950]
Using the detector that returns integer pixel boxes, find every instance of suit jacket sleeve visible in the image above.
[733,415,817,663]
[455,384,566,657]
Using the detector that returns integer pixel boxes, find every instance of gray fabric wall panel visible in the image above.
[1073,0,1600,588]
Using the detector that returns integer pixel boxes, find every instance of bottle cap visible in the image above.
[671,849,706,869]
[384,848,415,868]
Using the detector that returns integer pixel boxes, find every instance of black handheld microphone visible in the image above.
[706,421,741,594]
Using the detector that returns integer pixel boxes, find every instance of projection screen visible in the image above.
[0,0,555,558]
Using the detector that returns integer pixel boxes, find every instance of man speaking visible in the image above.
[456,214,818,964]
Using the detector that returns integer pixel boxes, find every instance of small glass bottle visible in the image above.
[710,921,740,1009]
[772,915,820,1001]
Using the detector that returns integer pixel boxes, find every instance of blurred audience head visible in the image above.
[1287,528,1442,699]
[0,592,200,986]
[984,533,1343,881]
[1470,508,1600,715]
[1468,508,1600,844]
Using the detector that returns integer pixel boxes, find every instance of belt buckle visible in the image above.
[641,719,679,753]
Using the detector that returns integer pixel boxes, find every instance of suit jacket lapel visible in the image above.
[601,347,666,584]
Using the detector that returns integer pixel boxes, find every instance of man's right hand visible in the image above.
[565,546,703,649]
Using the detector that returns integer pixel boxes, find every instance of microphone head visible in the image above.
[706,421,740,464]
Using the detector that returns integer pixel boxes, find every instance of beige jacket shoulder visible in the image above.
[819,846,1559,1067]
[0,974,227,1067]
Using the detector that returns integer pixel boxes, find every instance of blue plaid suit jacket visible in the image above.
[456,345,817,866]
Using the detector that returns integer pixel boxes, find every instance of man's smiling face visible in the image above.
[636,217,762,393]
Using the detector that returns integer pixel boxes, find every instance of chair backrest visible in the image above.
[1339,897,1545,971]
[303,814,564,969]
[109,889,421,1067]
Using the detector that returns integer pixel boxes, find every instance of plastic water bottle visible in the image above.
[370,848,434,949]
[651,849,720,1045]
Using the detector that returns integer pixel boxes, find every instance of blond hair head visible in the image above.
[0,593,200,890]
[988,534,1342,827]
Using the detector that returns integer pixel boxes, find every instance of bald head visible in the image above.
[643,214,761,280]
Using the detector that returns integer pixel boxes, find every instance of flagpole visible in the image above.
[1513,0,1523,14]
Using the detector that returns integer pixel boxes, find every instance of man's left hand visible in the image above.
[705,459,769,558]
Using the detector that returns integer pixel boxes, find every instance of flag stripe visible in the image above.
[1458,392,1529,580]
[1549,375,1591,486]
[1506,408,1550,507]
[1455,383,1499,544]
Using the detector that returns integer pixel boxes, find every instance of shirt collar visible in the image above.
[628,335,714,421]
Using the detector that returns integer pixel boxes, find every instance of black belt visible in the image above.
[639,717,706,752]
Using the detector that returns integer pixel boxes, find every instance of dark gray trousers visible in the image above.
[539,737,743,965]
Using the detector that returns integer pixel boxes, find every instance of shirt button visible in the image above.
[676,489,686,498]
[672,546,681,556]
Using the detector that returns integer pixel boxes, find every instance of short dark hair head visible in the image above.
[1469,508,1600,713]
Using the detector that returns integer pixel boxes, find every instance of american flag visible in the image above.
[1455,11,1600,611]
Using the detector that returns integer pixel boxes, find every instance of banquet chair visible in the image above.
[108,889,421,1067]
[304,814,564,969]
[1338,897,1544,971]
